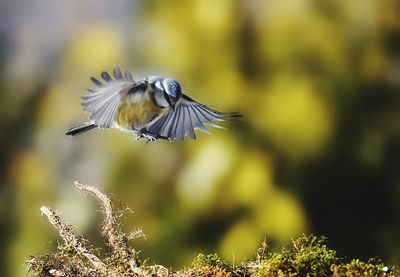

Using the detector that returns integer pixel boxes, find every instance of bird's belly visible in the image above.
[116,100,162,130]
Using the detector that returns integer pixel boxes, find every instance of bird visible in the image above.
[66,67,240,141]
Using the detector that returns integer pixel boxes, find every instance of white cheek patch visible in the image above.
[162,79,171,95]
[155,81,164,91]
[153,91,170,108]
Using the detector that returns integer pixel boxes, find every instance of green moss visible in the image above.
[186,253,240,276]
[27,184,399,276]
[193,254,231,271]
[28,226,400,277]
[251,235,337,276]
[175,235,399,276]
[28,233,400,277]
[247,235,398,277]
[332,258,396,277]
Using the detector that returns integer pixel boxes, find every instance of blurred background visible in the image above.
[1,0,399,276]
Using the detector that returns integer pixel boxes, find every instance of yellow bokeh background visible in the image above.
[0,1,399,276]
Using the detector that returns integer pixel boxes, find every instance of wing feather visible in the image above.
[188,106,210,134]
[124,71,134,81]
[192,105,223,129]
[101,71,113,82]
[159,112,175,137]
[170,106,182,139]
[176,106,186,140]
[196,105,224,121]
[146,94,237,140]
[81,68,139,128]
[113,67,123,80]
[148,113,167,134]
[90,77,103,86]
[183,106,196,139]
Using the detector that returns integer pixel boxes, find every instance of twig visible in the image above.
[39,206,107,273]
[29,181,159,276]
[74,181,138,268]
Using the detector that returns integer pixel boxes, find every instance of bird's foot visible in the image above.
[142,133,157,142]
[135,129,172,142]
[135,129,158,142]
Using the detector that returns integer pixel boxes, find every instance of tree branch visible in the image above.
[39,206,107,273]
[74,181,139,268]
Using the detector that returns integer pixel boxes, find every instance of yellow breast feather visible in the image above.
[116,91,164,130]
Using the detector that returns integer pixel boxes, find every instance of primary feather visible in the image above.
[81,67,138,128]
[146,95,240,140]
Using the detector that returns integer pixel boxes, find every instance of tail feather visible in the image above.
[66,121,97,136]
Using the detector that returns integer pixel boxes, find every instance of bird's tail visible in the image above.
[65,121,97,136]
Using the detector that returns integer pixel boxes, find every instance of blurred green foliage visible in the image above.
[1,1,400,276]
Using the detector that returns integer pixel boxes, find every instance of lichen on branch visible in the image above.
[74,181,139,269]
[27,181,399,277]
[39,206,107,272]
[27,181,147,277]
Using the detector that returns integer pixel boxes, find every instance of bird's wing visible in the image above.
[81,67,143,128]
[146,94,240,141]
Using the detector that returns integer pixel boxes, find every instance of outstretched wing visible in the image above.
[146,95,240,141]
[81,67,142,128]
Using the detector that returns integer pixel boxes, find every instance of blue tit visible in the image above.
[66,67,240,141]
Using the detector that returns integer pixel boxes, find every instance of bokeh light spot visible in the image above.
[255,74,333,159]
[219,219,262,262]
[177,139,235,209]
[231,151,274,205]
[254,191,307,241]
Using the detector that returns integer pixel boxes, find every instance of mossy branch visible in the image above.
[27,181,399,277]
[39,206,107,273]
[74,181,138,268]
[28,181,146,277]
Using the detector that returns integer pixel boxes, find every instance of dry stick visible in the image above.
[39,206,107,273]
[74,181,138,268]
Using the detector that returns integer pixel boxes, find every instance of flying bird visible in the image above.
[66,67,240,141]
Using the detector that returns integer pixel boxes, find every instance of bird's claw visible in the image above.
[142,133,157,142]
[136,129,158,142]
[135,129,172,142]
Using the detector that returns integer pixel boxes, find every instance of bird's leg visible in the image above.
[136,128,157,142]
[136,128,171,142]
[134,129,143,140]
[142,133,157,142]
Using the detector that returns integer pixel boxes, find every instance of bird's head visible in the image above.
[164,79,182,97]
[149,76,182,110]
